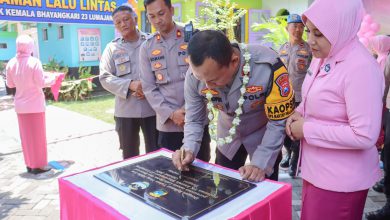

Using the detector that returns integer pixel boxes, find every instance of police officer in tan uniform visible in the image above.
[139,0,210,161]
[100,5,158,159]
[278,14,312,177]
[172,30,295,182]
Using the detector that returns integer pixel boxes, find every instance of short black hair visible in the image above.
[188,30,233,67]
[143,0,172,10]
[112,5,135,17]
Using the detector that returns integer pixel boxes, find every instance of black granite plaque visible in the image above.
[94,156,256,219]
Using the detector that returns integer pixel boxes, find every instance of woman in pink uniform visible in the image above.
[369,35,390,193]
[6,35,58,174]
[286,0,384,219]
[370,35,390,72]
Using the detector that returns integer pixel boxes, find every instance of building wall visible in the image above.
[262,0,309,16]
[137,0,263,43]
[37,23,115,68]
[232,0,261,9]
[0,31,17,61]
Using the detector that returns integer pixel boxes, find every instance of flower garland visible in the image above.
[206,43,251,146]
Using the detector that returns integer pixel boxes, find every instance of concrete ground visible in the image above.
[0,77,386,220]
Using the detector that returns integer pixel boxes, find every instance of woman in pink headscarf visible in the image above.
[6,35,58,174]
[366,35,390,220]
[369,34,390,189]
[370,35,390,71]
[370,35,390,114]
[285,0,384,219]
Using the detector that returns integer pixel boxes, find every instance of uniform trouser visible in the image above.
[215,145,282,181]
[158,125,211,162]
[383,109,390,198]
[283,136,300,169]
[301,180,368,220]
[17,112,48,169]
[283,137,300,156]
[114,116,158,159]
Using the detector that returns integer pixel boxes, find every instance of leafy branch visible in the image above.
[191,0,247,42]
[251,16,289,49]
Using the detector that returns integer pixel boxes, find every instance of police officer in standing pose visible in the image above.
[172,30,295,182]
[99,5,158,159]
[139,0,210,161]
[278,14,312,177]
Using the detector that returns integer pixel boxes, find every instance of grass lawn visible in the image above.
[48,94,115,124]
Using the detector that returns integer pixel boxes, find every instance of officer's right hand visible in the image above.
[286,111,303,141]
[172,148,194,171]
[171,109,185,126]
[129,81,145,99]
[239,165,265,182]
[129,81,142,92]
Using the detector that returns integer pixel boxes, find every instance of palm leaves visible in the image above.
[192,0,247,42]
[251,16,289,49]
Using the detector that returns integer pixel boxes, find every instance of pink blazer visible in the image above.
[298,0,384,192]
[6,36,56,114]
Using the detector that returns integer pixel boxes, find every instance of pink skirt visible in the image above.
[301,179,368,220]
[17,112,48,169]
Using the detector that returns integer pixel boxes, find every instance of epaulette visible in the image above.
[251,45,279,66]
[269,47,278,54]
[112,37,121,42]
[140,32,150,41]
[145,32,159,41]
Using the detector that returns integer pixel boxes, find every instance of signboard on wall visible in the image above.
[0,0,137,24]
[78,28,101,61]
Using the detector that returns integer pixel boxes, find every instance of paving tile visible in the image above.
[33,200,51,210]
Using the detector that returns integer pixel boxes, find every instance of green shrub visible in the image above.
[0,61,5,72]
[251,16,289,50]
[43,57,68,73]
[59,65,96,101]
[43,59,96,101]
[251,15,307,50]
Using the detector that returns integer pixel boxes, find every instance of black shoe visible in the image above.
[30,167,52,175]
[373,178,385,193]
[26,167,32,173]
[280,156,290,168]
[366,202,390,220]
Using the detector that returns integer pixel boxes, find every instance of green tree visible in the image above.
[251,16,289,50]
[192,0,246,42]
[251,15,307,50]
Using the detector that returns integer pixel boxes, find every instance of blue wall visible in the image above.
[37,23,115,68]
[0,31,17,61]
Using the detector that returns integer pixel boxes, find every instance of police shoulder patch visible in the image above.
[264,59,295,121]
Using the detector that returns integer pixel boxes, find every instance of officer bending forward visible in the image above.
[173,30,295,182]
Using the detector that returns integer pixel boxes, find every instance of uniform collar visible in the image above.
[318,39,357,75]
[287,40,306,49]
[121,30,143,45]
[156,22,183,43]
[228,47,245,95]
